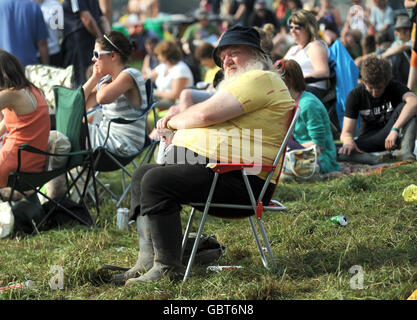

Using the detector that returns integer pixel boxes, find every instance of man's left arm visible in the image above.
[385,91,417,150]
[167,89,244,130]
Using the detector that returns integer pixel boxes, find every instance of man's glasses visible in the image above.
[93,50,111,59]
[289,25,303,31]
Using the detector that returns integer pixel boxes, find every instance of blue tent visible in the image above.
[328,40,359,130]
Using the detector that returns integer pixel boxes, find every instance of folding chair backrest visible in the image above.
[257,105,301,201]
[53,86,87,168]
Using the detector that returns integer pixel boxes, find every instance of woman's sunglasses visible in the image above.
[289,25,303,31]
[93,50,111,59]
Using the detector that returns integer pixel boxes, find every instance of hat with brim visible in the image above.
[212,25,265,67]
[394,15,412,30]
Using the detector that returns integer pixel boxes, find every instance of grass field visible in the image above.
[1,161,417,300]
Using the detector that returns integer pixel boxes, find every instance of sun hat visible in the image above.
[212,25,265,67]
[394,15,412,30]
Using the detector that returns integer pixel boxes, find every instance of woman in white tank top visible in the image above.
[284,9,330,100]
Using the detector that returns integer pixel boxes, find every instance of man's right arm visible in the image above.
[339,89,363,155]
[339,117,362,155]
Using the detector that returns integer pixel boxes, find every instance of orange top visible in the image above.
[0,87,50,187]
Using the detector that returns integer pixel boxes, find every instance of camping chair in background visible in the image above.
[88,78,159,208]
[6,86,99,232]
[181,105,301,282]
[25,64,74,129]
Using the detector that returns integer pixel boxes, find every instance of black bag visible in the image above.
[12,196,91,235]
[12,193,45,234]
[181,233,226,265]
[41,197,92,230]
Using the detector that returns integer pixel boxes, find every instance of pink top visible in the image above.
[0,86,50,187]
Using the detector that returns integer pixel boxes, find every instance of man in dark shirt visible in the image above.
[338,56,417,164]
[62,0,110,88]
[249,0,280,29]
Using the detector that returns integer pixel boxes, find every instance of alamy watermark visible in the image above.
[156,128,265,175]
[348,5,366,32]
[49,265,65,290]
[45,5,64,30]
[349,265,364,290]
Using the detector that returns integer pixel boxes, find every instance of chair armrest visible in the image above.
[18,144,88,157]
[102,101,158,146]
[16,144,90,172]
[206,163,276,174]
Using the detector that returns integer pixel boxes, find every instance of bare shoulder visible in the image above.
[0,89,25,109]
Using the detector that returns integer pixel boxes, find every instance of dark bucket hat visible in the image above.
[212,25,265,67]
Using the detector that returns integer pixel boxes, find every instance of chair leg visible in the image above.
[256,218,276,269]
[181,207,196,262]
[248,216,276,269]
[183,173,219,282]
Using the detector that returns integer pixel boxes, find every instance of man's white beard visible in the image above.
[217,60,265,90]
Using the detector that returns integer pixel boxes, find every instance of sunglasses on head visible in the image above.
[93,50,111,59]
[289,25,303,31]
[275,59,287,70]
[274,59,287,76]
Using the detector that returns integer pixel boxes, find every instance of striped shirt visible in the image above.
[89,68,148,156]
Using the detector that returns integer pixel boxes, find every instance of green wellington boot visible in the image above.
[126,212,185,285]
[112,215,154,285]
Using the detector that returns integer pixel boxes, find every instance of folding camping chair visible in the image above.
[181,105,301,282]
[89,78,159,208]
[7,86,99,232]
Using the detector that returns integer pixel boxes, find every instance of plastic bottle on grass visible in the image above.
[402,184,417,202]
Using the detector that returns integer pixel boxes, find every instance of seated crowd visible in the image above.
[1,0,417,283]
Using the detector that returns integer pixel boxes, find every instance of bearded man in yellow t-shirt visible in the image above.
[121,25,295,285]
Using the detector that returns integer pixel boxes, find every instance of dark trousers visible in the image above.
[355,103,405,152]
[63,28,95,88]
[129,147,275,221]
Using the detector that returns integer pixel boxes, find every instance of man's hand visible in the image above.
[385,130,399,151]
[156,105,181,130]
[156,128,174,143]
[338,140,363,155]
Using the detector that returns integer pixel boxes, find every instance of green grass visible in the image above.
[1,162,417,300]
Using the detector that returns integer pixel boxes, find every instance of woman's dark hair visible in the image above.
[96,31,137,64]
[275,59,306,92]
[0,49,34,90]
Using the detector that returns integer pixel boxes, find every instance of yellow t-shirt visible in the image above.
[204,65,221,84]
[173,69,295,181]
